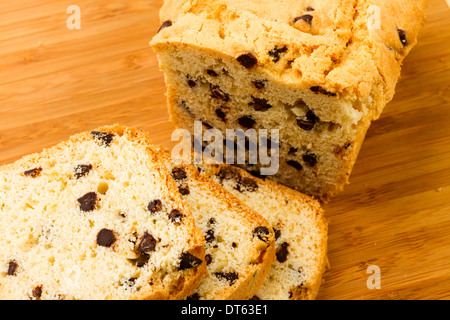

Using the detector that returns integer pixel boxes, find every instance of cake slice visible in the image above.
[155,148,275,300]
[151,0,427,201]
[197,163,328,300]
[0,125,206,300]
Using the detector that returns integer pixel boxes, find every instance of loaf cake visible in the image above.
[197,163,327,299]
[151,0,427,201]
[0,125,206,300]
[156,148,275,299]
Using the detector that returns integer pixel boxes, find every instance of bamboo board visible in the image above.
[0,0,449,300]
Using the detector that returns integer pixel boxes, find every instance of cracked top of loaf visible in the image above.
[152,0,426,120]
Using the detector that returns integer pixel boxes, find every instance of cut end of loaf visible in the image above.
[151,0,426,201]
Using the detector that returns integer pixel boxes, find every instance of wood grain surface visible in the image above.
[0,0,449,300]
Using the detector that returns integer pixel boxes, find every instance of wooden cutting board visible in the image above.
[1,0,449,300]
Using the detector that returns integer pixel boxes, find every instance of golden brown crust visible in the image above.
[153,0,427,112]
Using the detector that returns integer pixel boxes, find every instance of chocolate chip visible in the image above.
[206,69,218,77]
[157,20,172,33]
[210,85,230,102]
[250,295,261,300]
[253,226,271,242]
[236,177,258,192]
[128,255,150,268]
[286,160,303,170]
[310,86,336,96]
[215,108,227,121]
[23,167,42,178]
[205,254,213,265]
[309,86,320,94]
[148,199,162,213]
[91,131,114,147]
[77,192,97,212]
[237,52,258,68]
[268,46,288,63]
[178,185,190,195]
[232,242,237,248]
[7,260,18,276]
[273,228,281,240]
[179,252,203,270]
[306,6,315,11]
[293,14,313,25]
[74,164,92,179]
[249,97,273,111]
[276,242,290,263]
[252,80,267,89]
[238,116,256,129]
[296,110,318,131]
[128,232,138,245]
[171,167,187,180]
[168,209,184,224]
[303,153,318,167]
[121,277,137,288]
[32,286,43,299]
[205,229,215,243]
[214,272,239,285]
[248,169,265,180]
[96,229,116,247]
[217,166,241,182]
[202,121,213,129]
[186,76,196,88]
[180,100,195,118]
[292,280,306,296]
[137,232,157,255]
[209,218,216,225]
[288,147,298,155]
[398,29,408,46]
[344,142,351,149]
[187,293,200,300]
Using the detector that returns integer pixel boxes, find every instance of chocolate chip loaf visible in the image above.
[156,148,276,300]
[197,163,327,300]
[151,0,427,201]
[0,125,206,300]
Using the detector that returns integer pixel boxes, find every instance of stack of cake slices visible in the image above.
[0,125,327,300]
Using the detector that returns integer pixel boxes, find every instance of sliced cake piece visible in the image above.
[156,148,275,300]
[151,0,427,201]
[0,125,206,300]
[197,163,328,300]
